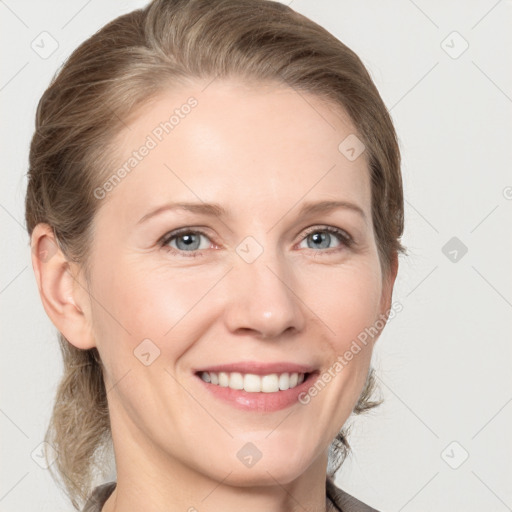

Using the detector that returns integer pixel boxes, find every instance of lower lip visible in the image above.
[195,372,319,412]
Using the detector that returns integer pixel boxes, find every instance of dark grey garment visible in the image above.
[81,482,116,512]
[326,477,380,512]
[81,478,380,512]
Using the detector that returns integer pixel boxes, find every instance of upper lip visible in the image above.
[194,362,317,375]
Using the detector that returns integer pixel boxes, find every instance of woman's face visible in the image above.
[80,79,396,486]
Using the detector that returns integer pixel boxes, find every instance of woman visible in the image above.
[26,0,405,510]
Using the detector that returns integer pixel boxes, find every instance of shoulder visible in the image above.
[81,481,116,512]
[326,477,381,512]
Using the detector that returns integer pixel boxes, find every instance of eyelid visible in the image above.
[159,226,214,245]
[296,224,353,247]
[159,227,217,258]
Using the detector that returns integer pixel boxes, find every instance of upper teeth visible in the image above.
[200,371,305,393]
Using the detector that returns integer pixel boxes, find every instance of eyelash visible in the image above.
[158,225,353,258]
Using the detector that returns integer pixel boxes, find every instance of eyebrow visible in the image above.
[137,202,227,225]
[136,199,366,225]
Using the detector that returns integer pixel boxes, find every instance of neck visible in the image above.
[101,405,332,512]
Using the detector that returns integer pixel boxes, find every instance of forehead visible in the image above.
[98,79,371,226]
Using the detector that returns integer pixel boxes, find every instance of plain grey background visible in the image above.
[1,1,511,511]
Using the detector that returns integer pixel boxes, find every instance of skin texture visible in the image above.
[31,79,398,512]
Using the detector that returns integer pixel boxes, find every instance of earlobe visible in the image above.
[31,223,96,350]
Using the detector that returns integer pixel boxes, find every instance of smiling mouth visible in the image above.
[195,371,315,393]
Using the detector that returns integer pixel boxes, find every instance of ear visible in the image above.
[30,223,96,350]
[378,251,399,323]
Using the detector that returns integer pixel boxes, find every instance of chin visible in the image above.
[222,447,317,487]
[222,465,307,488]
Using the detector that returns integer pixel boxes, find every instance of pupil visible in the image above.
[177,233,199,250]
[309,232,330,249]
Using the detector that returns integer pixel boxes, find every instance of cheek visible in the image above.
[297,269,380,398]
[302,259,383,352]
[299,260,383,414]
[89,258,225,364]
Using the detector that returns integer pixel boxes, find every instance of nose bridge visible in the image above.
[224,240,305,338]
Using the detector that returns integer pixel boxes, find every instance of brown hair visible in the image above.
[25,0,405,508]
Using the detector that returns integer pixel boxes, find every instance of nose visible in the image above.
[223,249,306,339]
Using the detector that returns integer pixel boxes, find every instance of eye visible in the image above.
[160,229,214,256]
[297,226,352,252]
